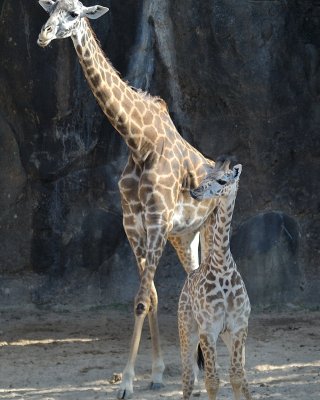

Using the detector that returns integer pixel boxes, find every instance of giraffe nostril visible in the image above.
[45,25,53,34]
[190,190,197,200]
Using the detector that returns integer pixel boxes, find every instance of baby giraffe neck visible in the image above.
[210,194,236,272]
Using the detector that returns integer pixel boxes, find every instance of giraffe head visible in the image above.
[37,0,109,47]
[191,157,242,201]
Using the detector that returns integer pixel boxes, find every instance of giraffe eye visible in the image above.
[217,179,227,185]
[69,11,79,18]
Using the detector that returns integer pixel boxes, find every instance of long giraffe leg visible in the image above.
[118,224,167,398]
[199,333,220,400]
[178,288,199,400]
[117,308,147,399]
[134,222,168,313]
[117,282,165,399]
[118,209,206,398]
[148,281,165,389]
[228,328,252,400]
[116,246,148,399]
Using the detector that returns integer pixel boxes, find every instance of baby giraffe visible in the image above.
[178,157,252,400]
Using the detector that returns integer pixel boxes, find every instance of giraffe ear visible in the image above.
[82,5,109,19]
[233,164,242,179]
[38,0,56,13]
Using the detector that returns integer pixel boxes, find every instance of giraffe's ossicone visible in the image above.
[38,1,219,398]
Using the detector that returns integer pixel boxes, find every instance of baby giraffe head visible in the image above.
[37,0,109,47]
[191,156,242,201]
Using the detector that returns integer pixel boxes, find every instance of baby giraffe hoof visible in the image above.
[117,388,133,399]
[149,382,164,390]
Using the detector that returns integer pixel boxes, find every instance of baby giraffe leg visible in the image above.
[199,333,220,400]
[178,297,199,399]
[180,336,198,399]
[229,328,252,400]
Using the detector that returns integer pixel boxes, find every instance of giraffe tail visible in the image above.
[197,343,205,370]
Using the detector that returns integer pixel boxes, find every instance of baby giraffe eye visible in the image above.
[69,11,79,18]
[217,179,227,185]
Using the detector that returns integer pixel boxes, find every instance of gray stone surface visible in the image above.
[0,0,319,308]
[231,211,303,306]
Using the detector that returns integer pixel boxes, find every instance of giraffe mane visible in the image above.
[134,89,168,111]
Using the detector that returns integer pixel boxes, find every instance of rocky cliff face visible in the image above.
[0,0,319,308]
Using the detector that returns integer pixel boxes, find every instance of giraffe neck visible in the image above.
[71,19,159,155]
[209,194,236,272]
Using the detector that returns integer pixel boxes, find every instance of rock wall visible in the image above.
[0,0,319,309]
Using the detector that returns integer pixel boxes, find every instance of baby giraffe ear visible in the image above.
[39,0,56,13]
[82,5,109,19]
[233,164,242,179]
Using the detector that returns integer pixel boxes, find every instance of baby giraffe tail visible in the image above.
[197,343,205,370]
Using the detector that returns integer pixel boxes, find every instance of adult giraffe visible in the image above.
[37,1,217,398]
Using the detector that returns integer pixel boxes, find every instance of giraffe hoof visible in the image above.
[135,303,146,315]
[149,382,164,390]
[117,388,133,399]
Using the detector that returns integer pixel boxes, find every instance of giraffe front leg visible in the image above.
[178,289,199,399]
[116,233,151,399]
[117,229,166,398]
[117,284,163,399]
[134,222,168,315]
[199,333,220,400]
[117,309,147,399]
[229,328,252,400]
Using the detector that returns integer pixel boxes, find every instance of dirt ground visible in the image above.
[0,306,319,400]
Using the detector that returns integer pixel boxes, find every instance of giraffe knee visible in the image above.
[229,367,245,388]
[135,302,146,315]
[135,284,157,315]
[205,375,220,397]
[135,300,149,316]
[134,292,151,316]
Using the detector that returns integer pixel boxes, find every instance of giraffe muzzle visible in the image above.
[37,37,50,47]
[190,188,203,201]
[37,24,55,47]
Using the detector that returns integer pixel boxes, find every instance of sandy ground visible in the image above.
[0,306,319,400]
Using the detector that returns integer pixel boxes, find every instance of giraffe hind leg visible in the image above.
[148,281,165,389]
